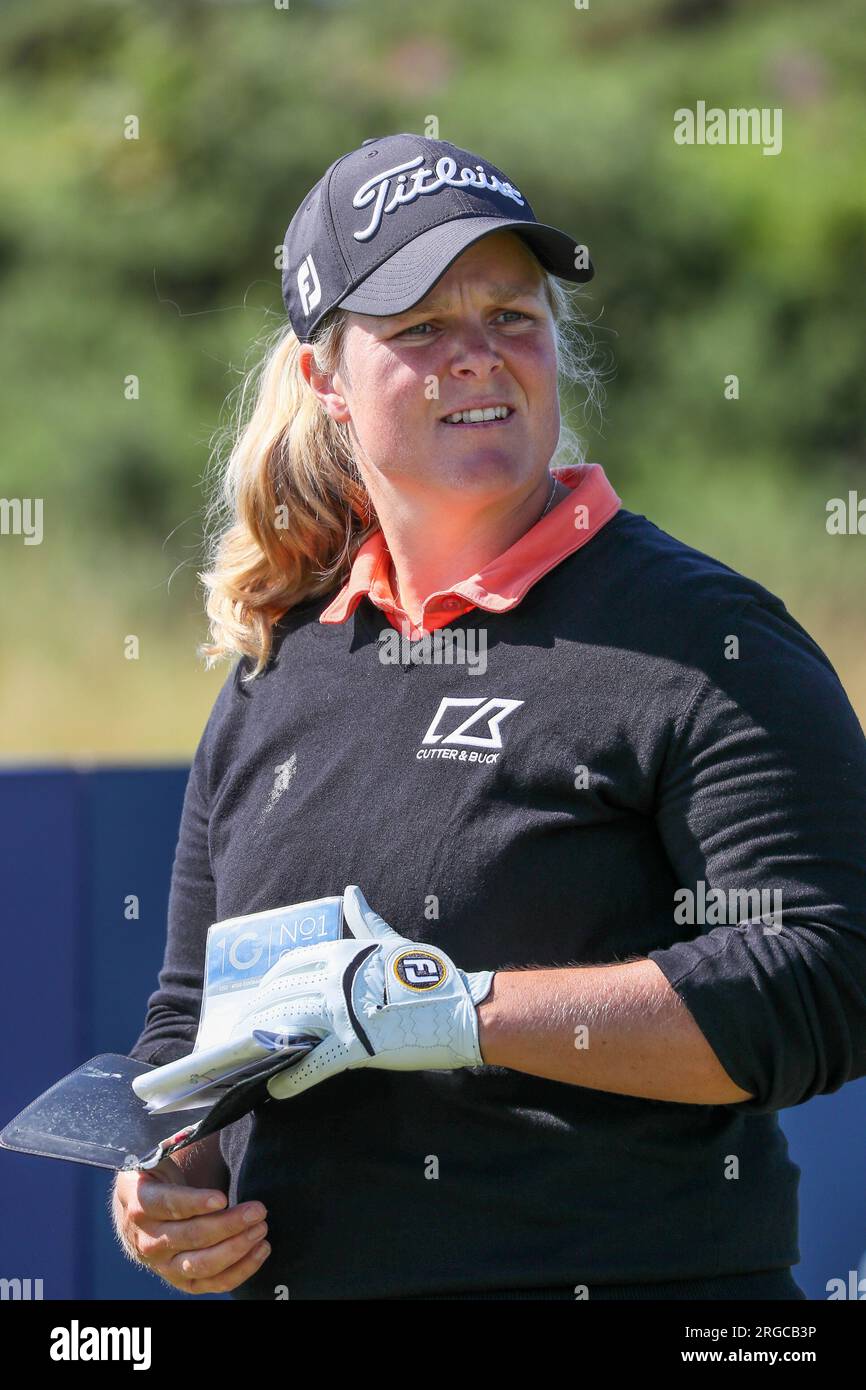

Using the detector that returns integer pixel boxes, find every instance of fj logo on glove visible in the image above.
[258,887,493,1100]
[393,950,447,991]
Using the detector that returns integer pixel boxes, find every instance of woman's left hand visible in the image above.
[247,885,494,1101]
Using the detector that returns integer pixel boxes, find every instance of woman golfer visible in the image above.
[112,133,866,1300]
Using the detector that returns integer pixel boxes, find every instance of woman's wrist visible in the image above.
[475,971,503,1065]
[170,1132,230,1193]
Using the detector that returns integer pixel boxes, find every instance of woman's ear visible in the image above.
[299,344,351,424]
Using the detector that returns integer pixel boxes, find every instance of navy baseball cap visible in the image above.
[281,132,594,343]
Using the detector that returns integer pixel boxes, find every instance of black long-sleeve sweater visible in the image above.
[128,499,866,1300]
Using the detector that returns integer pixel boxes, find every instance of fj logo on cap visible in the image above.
[421,696,524,749]
[394,950,447,991]
[297,254,321,316]
[352,154,525,243]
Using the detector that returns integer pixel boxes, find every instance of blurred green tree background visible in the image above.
[1,0,863,757]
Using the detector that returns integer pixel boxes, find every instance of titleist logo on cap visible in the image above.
[352,154,525,242]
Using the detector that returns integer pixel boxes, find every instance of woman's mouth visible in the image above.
[440,405,515,427]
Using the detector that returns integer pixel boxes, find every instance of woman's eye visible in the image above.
[397,311,531,339]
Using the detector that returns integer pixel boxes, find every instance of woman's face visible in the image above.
[323,230,561,508]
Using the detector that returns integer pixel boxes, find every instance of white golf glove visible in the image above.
[233,885,495,1101]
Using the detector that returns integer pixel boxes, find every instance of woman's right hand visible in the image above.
[111,1155,271,1295]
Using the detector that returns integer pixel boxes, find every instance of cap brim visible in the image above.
[335,216,593,319]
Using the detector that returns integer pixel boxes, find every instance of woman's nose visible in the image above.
[447,330,504,373]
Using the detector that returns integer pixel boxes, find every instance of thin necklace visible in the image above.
[538,474,558,521]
